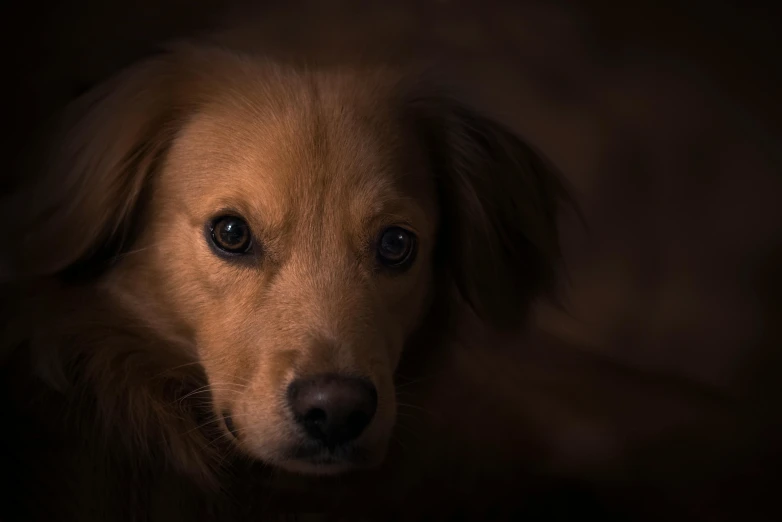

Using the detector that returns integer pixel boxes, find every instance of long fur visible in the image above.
[1,39,572,521]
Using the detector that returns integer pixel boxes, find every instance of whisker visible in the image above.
[149,361,205,379]
[391,433,408,452]
[173,384,249,404]
[395,401,435,417]
[107,240,170,262]
[179,416,223,436]
[393,420,423,441]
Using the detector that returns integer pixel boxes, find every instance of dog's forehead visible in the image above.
[166,69,434,228]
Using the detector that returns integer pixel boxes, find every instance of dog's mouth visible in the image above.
[282,439,372,475]
[220,410,377,475]
[291,439,366,462]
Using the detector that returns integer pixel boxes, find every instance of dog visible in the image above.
[0,37,573,520]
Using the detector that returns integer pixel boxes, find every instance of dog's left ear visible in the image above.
[1,50,190,282]
[412,95,573,330]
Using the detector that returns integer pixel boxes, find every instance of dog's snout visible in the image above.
[287,374,378,447]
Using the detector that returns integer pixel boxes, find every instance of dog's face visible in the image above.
[5,45,566,475]
[133,74,439,473]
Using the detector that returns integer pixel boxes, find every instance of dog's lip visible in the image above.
[287,440,369,467]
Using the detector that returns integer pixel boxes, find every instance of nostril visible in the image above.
[303,407,327,428]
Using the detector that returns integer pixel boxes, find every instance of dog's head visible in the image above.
[4,45,567,475]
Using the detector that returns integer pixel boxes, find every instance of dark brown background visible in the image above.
[3,0,781,519]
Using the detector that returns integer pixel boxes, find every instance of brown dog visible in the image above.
[0,38,570,520]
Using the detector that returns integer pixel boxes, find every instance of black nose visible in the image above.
[287,374,378,448]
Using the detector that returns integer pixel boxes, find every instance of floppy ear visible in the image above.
[414,95,572,330]
[1,52,187,281]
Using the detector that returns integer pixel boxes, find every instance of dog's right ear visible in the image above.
[408,90,574,331]
[1,52,189,281]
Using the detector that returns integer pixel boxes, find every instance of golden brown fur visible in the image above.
[1,38,573,520]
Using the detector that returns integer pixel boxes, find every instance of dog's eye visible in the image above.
[376,227,417,269]
[210,216,253,255]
